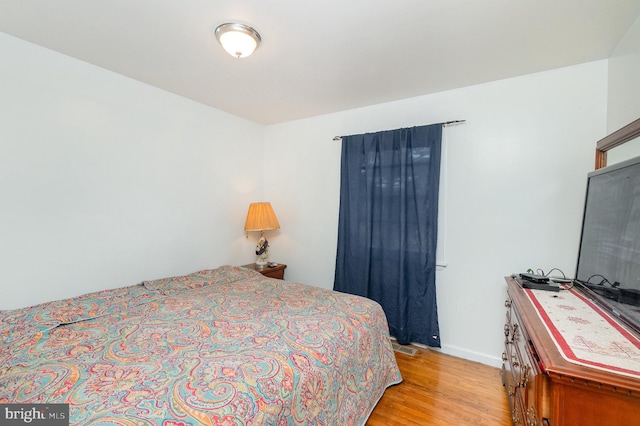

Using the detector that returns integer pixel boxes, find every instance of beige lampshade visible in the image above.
[244,202,280,231]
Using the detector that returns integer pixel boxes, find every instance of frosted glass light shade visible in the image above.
[215,23,261,59]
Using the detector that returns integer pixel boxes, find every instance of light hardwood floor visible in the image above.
[367,346,512,425]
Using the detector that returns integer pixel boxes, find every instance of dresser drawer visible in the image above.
[504,292,544,426]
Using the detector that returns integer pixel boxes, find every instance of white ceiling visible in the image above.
[1,0,640,125]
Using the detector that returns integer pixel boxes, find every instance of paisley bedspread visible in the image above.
[0,265,402,425]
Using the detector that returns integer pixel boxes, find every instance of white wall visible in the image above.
[0,29,614,367]
[0,33,264,310]
[264,61,608,366]
[608,14,640,133]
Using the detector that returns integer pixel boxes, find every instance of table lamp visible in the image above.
[244,202,280,267]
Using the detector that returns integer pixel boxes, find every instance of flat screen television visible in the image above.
[575,154,640,335]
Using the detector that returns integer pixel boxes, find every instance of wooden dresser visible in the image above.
[502,276,640,425]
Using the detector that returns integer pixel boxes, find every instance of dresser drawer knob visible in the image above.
[512,354,519,367]
[510,323,519,342]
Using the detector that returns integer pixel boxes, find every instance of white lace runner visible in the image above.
[525,287,640,378]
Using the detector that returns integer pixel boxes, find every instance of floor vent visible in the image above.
[392,342,417,356]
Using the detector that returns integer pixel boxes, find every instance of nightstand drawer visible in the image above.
[241,263,287,280]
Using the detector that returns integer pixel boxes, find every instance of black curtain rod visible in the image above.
[332,120,466,141]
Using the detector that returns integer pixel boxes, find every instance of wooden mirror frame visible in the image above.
[595,117,640,169]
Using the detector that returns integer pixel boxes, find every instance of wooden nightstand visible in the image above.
[241,263,287,280]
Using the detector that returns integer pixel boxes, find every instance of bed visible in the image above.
[0,265,402,425]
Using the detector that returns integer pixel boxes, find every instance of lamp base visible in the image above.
[255,234,270,267]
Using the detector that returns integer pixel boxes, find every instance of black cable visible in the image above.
[545,268,567,279]
[526,267,567,278]
[526,267,572,290]
[586,274,614,286]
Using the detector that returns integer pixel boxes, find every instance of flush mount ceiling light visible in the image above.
[215,22,261,59]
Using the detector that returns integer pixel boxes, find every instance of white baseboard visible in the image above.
[389,337,502,368]
[410,342,503,368]
[440,345,502,368]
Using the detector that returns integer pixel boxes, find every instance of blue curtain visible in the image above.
[333,124,442,347]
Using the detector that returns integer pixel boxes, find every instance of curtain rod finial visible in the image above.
[443,120,466,126]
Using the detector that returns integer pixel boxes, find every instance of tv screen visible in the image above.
[575,154,640,334]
